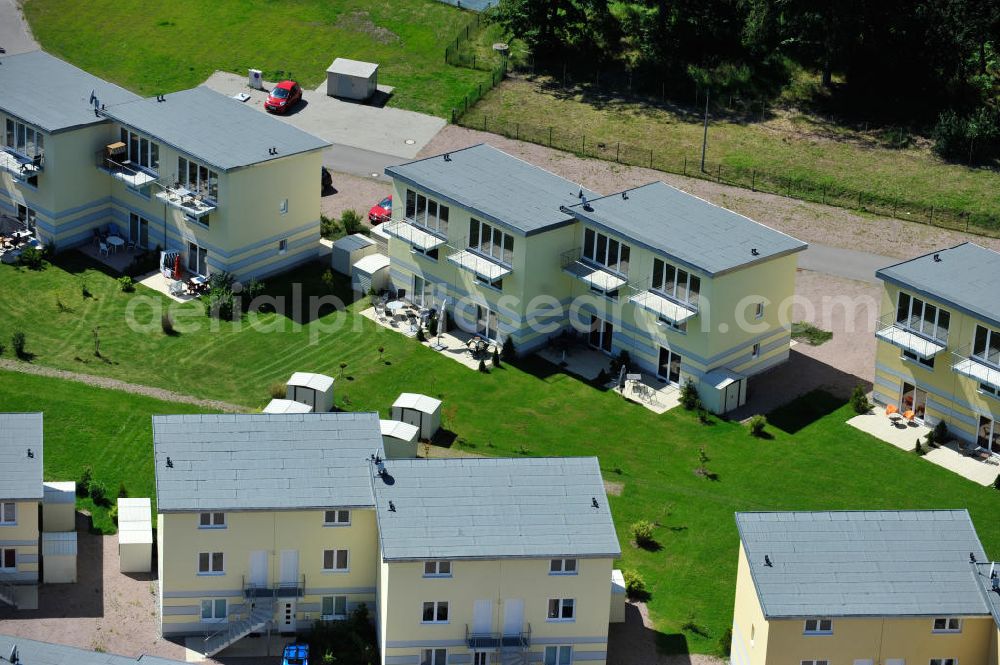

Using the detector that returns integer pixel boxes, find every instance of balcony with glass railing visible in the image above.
[951,343,1000,393]
[155,179,217,218]
[560,247,627,293]
[875,312,949,359]
[383,217,448,252]
[449,239,512,284]
[0,147,43,181]
[96,148,158,188]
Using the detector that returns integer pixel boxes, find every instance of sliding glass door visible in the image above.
[657,347,682,385]
[589,315,613,354]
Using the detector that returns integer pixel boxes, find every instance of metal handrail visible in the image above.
[464,623,532,650]
[876,311,949,345]
[94,150,159,183]
[950,342,1000,386]
[2,146,44,172]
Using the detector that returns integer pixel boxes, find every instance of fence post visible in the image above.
[717,164,722,183]
[683,156,687,176]
[858,191,862,209]
[751,169,756,192]
[929,206,935,225]
[451,108,456,124]
[582,135,585,156]
[483,115,487,131]
[549,127,553,147]
[473,55,476,70]
[822,185,826,205]
[515,123,519,141]
[478,83,482,98]
[616,142,620,163]
[649,149,653,169]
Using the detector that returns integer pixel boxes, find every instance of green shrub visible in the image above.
[117,481,129,498]
[680,379,699,410]
[241,278,265,311]
[320,214,340,238]
[501,336,516,361]
[478,358,489,373]
[161,313,175,335]
[341,209,365,235]
[307,605,377,665]
[89,480,111,507]
[932,420,949,444]
[416,327,427,342]
[719,627,733,656]
[748,415,767,437]
[18,246,44,270]
[492,347,501,367]
[914,438,926,456]
[321,269,335,292]
[850,385,871,415]
[933,106,1000,164]
[993,474,1000,491]
[109,504,119,525]
[631,520,657,549]
[11,331,27,359]
[595,368,609,385]
[117,275,135,292]
[622,568,649,600]
[269,382,287,399]
[77,466,93,496]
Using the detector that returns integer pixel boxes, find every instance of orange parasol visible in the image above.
[903,410,915,421]
[885,404,898,416]
[173,254,181,280]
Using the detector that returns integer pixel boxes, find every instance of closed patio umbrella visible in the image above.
[172,254,181,280]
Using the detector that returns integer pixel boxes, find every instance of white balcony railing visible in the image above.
[952,343,1000,392]
[155,185,216,218]
[875,312,948,358]
[0,147,43,180]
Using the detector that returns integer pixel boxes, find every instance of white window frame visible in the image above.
[423,561,452,577]
[198,551,224,575]
[0,547,15,571]
[932,617,962,633]
[754,302,765,319]
[803,618,833,635]
[651,258,700,305]
[4,116,44,159]
[322,548,349,572]
[201,598,227,623]
[469,218,514,266]
[278,239,288,255]
[902,348,936,369]
[549,559,577,575]
[405,189,450,236]
[176,155,219,202]
[547,598,575,622]
[422,648,447,665]
[972,324,1000,367]
[896,292,950,343]
[324,509,351,526]
[544,645,573,665]
[198,512,226,529]
[421,601,449,624]
[582,227,631,276]
[751,342,761,359]
[929,660,958,665]
[0,502,15,526]
[321,594,348,620]
[119,127,159,172]
[474,652,490,665]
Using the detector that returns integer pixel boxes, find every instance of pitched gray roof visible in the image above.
[152,413,384,513]
[876,243,1000,329]
[102,87,330,171]
[0,51,140,133]
[736,510,991,618]
[0,634,186,665]
[565,181,807,276]
[385,144,594,236]
[373,457,621,561]
[0,413,43,501]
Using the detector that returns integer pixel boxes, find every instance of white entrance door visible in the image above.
[249,551,267,589]
[281,600,297,632]
[413,275,431,307]
[589,315,613,354]
[476,305,498,341]
[472,599,493,634]
[187,241,208,276]
[279,550,299,587]
[502,599,524,636]
[129,212,149,249]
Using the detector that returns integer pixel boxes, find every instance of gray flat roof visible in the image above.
[565,181,807,276]
[876,243,1000,329]
[0,413,43,501]
[736,510,991,618]
[972,562,1000,628]
[373,457,621,561]
[0,634,186,665]
[385,144,595,236]
[152,413,384,513]
[0,50,140,133]
[102,87,330,171]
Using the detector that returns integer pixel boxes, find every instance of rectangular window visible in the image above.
[422,601,449,623]
[198,552,224,574]
[929,660,957,665]
[0,502,15,525]
[474,653,489,665]
[549,559,577,574]
[324,509,350,525]
[323,549,349,571]
[279,198,288,214]
[422,649,447,665]
[652,258,699,304]
[932,618,962,633]
[972,324,1000,366]
[469,219,514,265]
[198,512,225,528]
[754,302,764,319]
[800,661,829,665]
[0,548,15,570]
[803,618,833,634]
[544,646,572,665]
[582,229,630,276]
[902,348,935,369]
[751,342,760,359]
[406,189,417,219]
[200,598,227,621]
[322,595,348,619]
[423,561,452,577]
[278,239,288,254]
[119,128,159,173]
[547,598,575,621]
[895,292,950,342]
[3,118,44,159]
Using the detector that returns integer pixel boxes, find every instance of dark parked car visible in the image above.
[321,166,333,191]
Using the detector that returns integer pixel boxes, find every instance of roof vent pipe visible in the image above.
[166,456,173,468]
[970,552,977,563]
[764,555,772,567]
[751,248,760,256]
[26,448,33,458]
[933,253,941,262]
[388,501,396,512]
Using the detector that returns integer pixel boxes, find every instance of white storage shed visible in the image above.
[331,233,376,276]
[610,569,626,623]
[42,481,76,532]
[380,419,420,459]
[42,531,77,584]
[118,497,153,574]
[370,223,391,254]
[286,372,336,413]
[391,393,442,440]
[700,369,747,414]
[326,58,379,101]
[263,399,313,414]
[352,253,391,297]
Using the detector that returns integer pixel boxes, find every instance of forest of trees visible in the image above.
[489,0,1000,163]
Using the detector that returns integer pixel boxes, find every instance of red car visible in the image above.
[368,195,392,224]
[264,80,301,114]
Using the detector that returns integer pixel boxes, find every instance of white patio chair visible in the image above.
[99,242,109,257]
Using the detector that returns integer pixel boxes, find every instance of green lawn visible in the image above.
[1,253,998,655]
[0,370,211,533]
[465,77,1000,228]
[23,0,492,117]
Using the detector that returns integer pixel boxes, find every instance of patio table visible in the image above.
[107,235,125,253]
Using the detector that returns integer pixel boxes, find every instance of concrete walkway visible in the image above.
[0,0,38,55]
[799,244,894,283]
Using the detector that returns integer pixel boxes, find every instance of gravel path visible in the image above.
[0,359,246,412]
[422,125,1000,259]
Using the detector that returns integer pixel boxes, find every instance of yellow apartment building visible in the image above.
[874,243,1000,455]
[153,413,622,663]
[1,51,329,280]
[731,510,1000,665]
[382,145,806,413]
[0,413,43,610]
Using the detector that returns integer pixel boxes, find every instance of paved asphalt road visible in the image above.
[0,0,37,55]
[799,243,895,283]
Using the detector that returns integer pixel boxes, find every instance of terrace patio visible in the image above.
[360,304,497,371]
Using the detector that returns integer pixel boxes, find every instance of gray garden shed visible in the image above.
[41,532,77,584]
[391,392,442,440]
[352,253,390,297]
[380,419,420,459]
[286,372,335,412]
[42,481,76,532]
[263,398,313,414]
[326,58,379,101]
[331,233,376,276]
[118,497,153,574]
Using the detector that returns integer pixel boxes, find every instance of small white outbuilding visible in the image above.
[42,481,76,532]
[118,497,153,574]
[370,223,391,254]
[331,233,376,276]
[42,531,77,584]
[391,393,442,441]
[326,58,379,101]
[610,569,626,623]
[352,253,390,297]
[263,399,313,414]
[286,372,336,412]
[380,419,420,459]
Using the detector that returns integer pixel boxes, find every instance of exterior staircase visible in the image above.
[202,597,274,657]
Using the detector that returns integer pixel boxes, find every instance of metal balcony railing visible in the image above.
[0,147,43,180]
[951,342,1000,391]
[875,312,949,358]
[155,181,217,218]
[243,573,305,599]
[465,623,531,650]
[95,150,158,187]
